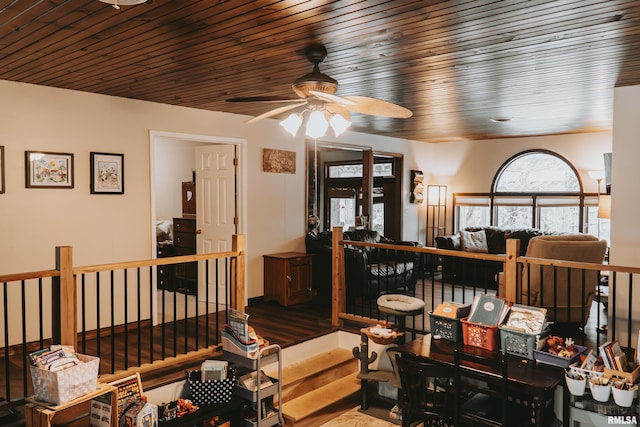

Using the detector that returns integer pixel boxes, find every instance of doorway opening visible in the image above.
[306,141,403,239]
[149,131,246,324]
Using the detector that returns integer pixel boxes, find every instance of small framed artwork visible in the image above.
[0,146,4,194]
[262,148,296,174]
[25,150,74,189]
[90,152,124,194]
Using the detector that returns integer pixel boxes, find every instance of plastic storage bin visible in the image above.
[499,326,549,360]
[429,312,462,342]
[461,318,500,350]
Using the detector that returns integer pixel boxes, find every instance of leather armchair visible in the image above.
[305,230,421,302]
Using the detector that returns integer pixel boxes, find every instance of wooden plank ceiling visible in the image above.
[1,0,639,143]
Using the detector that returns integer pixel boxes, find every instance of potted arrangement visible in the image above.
[565,370,587,396]
[612,380,637,407]
[589,376,611,402]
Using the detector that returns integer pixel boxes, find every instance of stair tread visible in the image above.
[268,348,355,384]
[281,374,361,422]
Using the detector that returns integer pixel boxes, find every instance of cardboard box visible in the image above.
[90,391,115,427]
[119,398,157,427]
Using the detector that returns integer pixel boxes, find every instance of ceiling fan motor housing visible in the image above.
[293,43,339,97]
[292,76,338,98]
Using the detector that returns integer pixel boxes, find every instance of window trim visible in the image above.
[453,150,597,234]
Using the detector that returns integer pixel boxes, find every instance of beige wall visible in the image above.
[610,85,640,343]
[0,79,615,303]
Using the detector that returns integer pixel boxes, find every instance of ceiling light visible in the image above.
[280,113,303,136]
[99,0,147,9]
[279,107,351,138]
[490,117,511,123]
[306,111,329,138]
[329,113,351,136]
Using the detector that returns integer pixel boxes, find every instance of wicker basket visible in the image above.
[30,354,99,405]
[361,326,403,345]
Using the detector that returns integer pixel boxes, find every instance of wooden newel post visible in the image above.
[504,239,521,304]
[332,226,345,327]
[56,246,77,349]
[232,234,246,312]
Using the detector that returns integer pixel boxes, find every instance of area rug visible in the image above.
[319,406,402,427]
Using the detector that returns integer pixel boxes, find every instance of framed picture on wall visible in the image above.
[25,150,74,189]
[90,152,124,194]
[0,146,4,194]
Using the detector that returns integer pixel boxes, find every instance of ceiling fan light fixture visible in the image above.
[329,113,351,136]
[280,113,303,136]
[306,111,329,138]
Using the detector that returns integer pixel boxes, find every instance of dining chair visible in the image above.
[395,352,454,427]
[453,348,513,427]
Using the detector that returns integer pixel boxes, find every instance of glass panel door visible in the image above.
[328,188,356,231]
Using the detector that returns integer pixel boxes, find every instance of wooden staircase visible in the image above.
[265,347,361,426]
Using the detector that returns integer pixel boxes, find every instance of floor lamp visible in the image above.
[588,170,606,239]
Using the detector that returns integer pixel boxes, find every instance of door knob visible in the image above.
[196,229,202,234]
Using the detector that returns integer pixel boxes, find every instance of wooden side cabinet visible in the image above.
[263,252,313,306]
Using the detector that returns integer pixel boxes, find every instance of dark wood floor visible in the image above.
[0,295,353,425]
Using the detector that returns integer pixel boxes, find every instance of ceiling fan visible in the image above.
[227,43,412,136]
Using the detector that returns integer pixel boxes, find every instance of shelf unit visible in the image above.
[25,383,116,427]
[569,389,639,426]
[224,344,283,427]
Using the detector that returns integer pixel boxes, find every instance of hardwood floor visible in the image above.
[0,295,352,426]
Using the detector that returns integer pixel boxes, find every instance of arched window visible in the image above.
[494,151,580,193]
[454,150,605,239]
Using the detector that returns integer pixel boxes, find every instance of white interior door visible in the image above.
[195,144,237,302]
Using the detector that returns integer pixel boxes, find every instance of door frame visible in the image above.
[149,130,247,320]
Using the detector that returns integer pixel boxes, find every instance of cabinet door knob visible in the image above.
[286,275,291,281]
[196,229,202,234]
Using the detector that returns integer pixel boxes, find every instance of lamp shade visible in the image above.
[329,113,351,136]
[598,195,611,219]
[280,113,303,136]
[306,111,329,138]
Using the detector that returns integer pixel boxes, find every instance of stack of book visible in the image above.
[599,340,630,372]
[221,324,259,358]
[467,294,510,326]
[500,304,547,335]
[29,345,80,372]
[433,301,471,319]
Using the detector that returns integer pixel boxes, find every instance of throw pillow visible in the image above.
[459,229,488,253]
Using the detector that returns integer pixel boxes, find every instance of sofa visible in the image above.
[305,230,422,302]
[434,226,554,288]
[509,234,607,324]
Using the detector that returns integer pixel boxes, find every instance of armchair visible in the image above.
[305,230,421,302]
[342,230,421,301]
[511,234,607,324]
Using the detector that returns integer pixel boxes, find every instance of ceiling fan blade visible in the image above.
[325,103,352,120]
[309,90,356,106]
[227,96,303,103]
[343,95,413,118]
[245,102,307,124]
